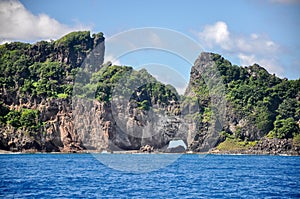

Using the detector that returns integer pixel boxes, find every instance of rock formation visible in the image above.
[0,32,299,154]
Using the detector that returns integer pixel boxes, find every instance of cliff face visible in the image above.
[184,52,226,152]
[0,98,75,152]
[0,32,299,154]
[185,52,300,154]
[71,66,189,152]
[0,31,105,152]
[0,31,187,152]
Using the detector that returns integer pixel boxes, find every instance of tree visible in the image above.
[20,109,39,129]
[276,98,299,120]
[271,117,299,139]
[5,110,21,128]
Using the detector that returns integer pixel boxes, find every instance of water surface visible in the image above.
[1,154,299,198]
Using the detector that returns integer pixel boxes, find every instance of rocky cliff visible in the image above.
[0,31,105,152]
[0,31,188,152]
[185,52,300,154]
[0,32,299,154]
[71,68,188,152]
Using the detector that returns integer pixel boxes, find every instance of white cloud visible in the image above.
[0,0,91,44]
[238,53,256,66]
[258,58,285,76]
[238,53,284,76]
[251,33,258,39]
[198,21,231,50]
[196,21,284,77]
[198,21,279,54]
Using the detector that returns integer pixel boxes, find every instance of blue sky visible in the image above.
[1,0,299,90]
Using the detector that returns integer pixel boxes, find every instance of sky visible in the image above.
[0,0,300,93]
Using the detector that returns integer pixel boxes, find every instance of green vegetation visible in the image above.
[217,55,300,140]
[137,100,150,111]
[54,31,91,47]
[268,98,300,138]
[57,93,68,99]
[0,31,106,140]
[190,53,300,145]
[202,107,212,123]
[217,137,257,151]
[0,31,299,151]
[1,44,70,98]
[293,134,300,147]
[0,31,105,100]
[268,117,299,139]
[76,64,179,109]
[0,34,179,136]
[4,110,21,127]
[4,109,41,130]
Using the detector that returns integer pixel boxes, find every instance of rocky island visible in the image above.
[0,31,299,155]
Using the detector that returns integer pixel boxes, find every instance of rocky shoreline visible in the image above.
[1,145,299,156]
[1,150,299,156]
[211,138,300,156]
[1,135,299,155]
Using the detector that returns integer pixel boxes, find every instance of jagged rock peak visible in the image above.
[195,52,215,63]
[192,52,217,69]
[184,52,219,96]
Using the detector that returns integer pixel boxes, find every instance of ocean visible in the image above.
[0,154,300,198]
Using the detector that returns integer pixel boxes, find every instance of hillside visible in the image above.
[186,52,300,154]
[0,31,299,154]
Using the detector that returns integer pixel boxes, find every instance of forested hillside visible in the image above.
[0,31,299,154]
[186,53,300,153]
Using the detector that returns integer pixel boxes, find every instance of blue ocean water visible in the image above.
[0,154,300,198]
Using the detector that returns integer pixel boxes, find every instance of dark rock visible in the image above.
[248,138,300,155]
[140,145,154,153]
[44,141,60,152]
[165,145,186,153]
